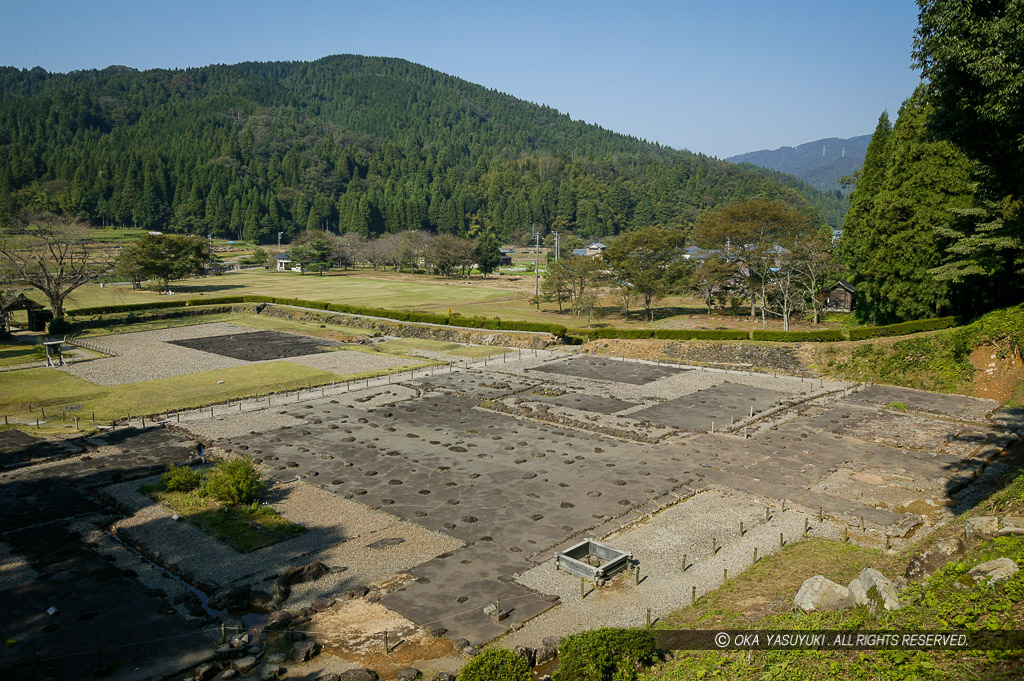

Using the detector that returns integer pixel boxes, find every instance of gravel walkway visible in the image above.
[61,323,258,385]
[500,488,852,647]
[288,348,423,374]
[103,474,462,601]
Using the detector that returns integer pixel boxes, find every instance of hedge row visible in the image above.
[69,295,569,337]
[751,328,845,342]
[68,297,955,344]
[847,316,957,341]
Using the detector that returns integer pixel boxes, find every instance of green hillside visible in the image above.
[0,55,844,242]
[727,135,871,193]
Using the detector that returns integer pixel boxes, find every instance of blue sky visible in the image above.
[0,1,922,158]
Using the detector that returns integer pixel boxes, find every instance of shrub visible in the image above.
[458,648,531,681]
[46,317,73,334]
[203,458,264,505]
[162,464,202,492]
[554,628,658,681]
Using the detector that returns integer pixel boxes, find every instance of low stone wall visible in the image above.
[250,303,555,349]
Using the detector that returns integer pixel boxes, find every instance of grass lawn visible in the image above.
[0,343,42,368]
[140,482,304,553]
[376,337,509,358]
[0,360,365,430]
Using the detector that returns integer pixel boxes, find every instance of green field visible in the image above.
[0,356,431,433]
[376,337,510,358]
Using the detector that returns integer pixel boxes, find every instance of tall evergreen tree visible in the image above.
[850,88,976,323]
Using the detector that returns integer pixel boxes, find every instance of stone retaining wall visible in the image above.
[249,303,555,349]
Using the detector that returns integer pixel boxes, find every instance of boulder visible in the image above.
[346,585,370,599]
[248,589,275,613]
[396,668,420,681]
[318,676,341,681]
[535,644,557,666]
[266,652,287,664]
[265,610,293,631]
[339,670,379,681]
[998,516,1024,537]
[432,674,456,681]
[965,516,999,544]
[214,644,239,661]
[219,671,237,680]
[451,638,470,651]
[905,536,964,581]
[793,575,853,612]
[233,656,258,676]
[259,664,281,681]
[512,645,535,667]
[278,562,330,588]
[311,597,337,612]
[541,636,561,649]
[462,645,479,656]
[967,557,1019,585]
[857,568,901,612]
[291,639,321,663]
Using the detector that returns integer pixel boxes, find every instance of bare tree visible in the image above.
[0,212,111,320]
[791,235,839,325]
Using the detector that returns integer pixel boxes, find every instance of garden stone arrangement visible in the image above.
[2,324,1018,679]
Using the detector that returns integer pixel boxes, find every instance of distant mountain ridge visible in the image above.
[726,135,871,193]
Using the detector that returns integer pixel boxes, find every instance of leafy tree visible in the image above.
[541,261,572,313]
[603,227,689,321]
[425,234,475,277]
[791,233,840,324]
[547,256,605,322]
[289,231,334,275]
[0,212,110,320]
[241,247,268,267]
[554,628,658,681]
[474,231,501,276]
[690,257,737,314]
[694,199,816,320]
[914,0,1024,201]
[115,232,210,290]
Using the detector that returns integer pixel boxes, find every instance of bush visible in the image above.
[458,648,531,681]
[162,464,202,492]
[554,628,658,681]
[46,317,73,334]
[203,458,264,505]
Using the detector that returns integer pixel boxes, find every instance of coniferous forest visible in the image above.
[0,55,846,244]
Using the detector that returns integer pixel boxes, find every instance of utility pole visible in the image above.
[553,231,560,261]
[533,229,542,309]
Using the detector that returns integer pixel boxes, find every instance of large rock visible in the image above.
[512,645,535,667]
[210,586,253,612]
[291,639,321,663]
[967,557,1019,585]
[793,575,853,612]
[339,670,379,681]
[265,610,294,631]
[259,664,281,681]
[905,536,965,581]
[857,568,901,613]
[535,645,557,666]
[998,516,1024,537]
[233,656,258,676]
[396,668,420,681]
[278,561,330,588]
[432,674,456,681]
[965,516,999,544]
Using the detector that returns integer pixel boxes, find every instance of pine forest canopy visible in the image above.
[0,55,845,245]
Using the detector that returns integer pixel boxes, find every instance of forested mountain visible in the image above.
[727,135,870,193]
[0,55,844,244]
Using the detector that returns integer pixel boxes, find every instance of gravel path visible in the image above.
[103,474,462,601]
[288,348,423,374]
[0,540,37,591]
[500,488,852,647]
[61,322,258,385]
